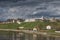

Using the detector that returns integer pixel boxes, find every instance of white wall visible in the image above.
[24,19,35,22]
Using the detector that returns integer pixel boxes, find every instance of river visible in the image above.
[0,31,60,40]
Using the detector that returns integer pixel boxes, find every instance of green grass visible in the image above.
[0,23,20,29]
[0,21,60,36]
[0,21,60,30]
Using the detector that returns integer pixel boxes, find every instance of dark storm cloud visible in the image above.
[0,0,60,20]
[0,0,26,2]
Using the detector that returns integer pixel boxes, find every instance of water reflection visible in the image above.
[0,31,60,40]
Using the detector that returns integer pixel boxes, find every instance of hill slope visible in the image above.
[0,21,60,30]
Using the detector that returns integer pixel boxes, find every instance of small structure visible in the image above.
[35,16,46,21]
[6,18,24,24]
[33,27,37,31]
[40,16,45,20]
[46,25,51,30]
[7,19,16,23]
[13,20,15,23]
[18,27,24,30]
[49,17,56,22]
[33,25,40,31]
[24,16,46,22]
[17,21,21,24]
[55,31,60,33]
[24,19,35,22]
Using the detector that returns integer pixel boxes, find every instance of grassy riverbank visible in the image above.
[0,21,60,30]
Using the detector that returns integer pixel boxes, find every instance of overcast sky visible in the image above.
[0,0,60,20]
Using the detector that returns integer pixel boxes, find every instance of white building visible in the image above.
[35,16,45,20]
[49,17,56,22]
[13,20,15,23]
[33,27,37,31]
[24,19,35,22]
[24,16,45,22]
[46,25,51,30]
[40,16,45,20]
[19,27,24,29]
[17,20,21,24]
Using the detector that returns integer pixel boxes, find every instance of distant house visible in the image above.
[7,19,18,23]
[16,20,21,24]
[17,18,24,22]
[46,25,51,30]
[55,18,60,22]
[6,18,24,24]
[7,19,16,23]
[33,27,37,31]
[39,16,45,20]
[24,16,46,22]
[33,25,40,31]
[49,17,56,22]
[35,16,46,22]
[18,27,24,30]
[24,18,35,22]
